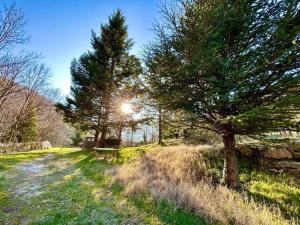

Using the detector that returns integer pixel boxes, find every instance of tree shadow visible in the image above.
[128,192,210,225]
[245,186,300,220]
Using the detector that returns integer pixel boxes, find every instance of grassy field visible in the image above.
[113,145,300,225]
[1,144,299,224]
[0,146,207,225]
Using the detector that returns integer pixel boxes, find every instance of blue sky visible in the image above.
[2,0,160,95]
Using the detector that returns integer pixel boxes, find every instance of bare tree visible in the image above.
[0,3,34,112]
[0,3,28,51]
[0,3,64,144]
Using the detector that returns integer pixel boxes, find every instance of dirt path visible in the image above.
[10,154,56,197]
[0,150,155,225]
[0,153,77,224]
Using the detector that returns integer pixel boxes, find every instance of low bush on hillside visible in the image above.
[110,145,297,225]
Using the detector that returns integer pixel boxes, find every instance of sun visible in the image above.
[121,103,133,114]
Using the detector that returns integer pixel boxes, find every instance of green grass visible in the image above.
[240,170,300,220]
[128,192,209,225]
[110,181,209,225]
[118,143,157,162]
[116,144,300,223]
[2,144,298,224]
[130,193,208,225]
[0,147,78,172]
[0,146,207,225]
[201,148,300,221]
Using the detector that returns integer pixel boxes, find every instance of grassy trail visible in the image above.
[0,147,207,225]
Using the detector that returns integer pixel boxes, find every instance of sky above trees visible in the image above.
[1,0,160,95]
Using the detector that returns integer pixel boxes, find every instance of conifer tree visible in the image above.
[57,10,141,145]
[145,0,300,188]
[19,106,38,142]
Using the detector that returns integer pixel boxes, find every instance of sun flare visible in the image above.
[121,103,133,114]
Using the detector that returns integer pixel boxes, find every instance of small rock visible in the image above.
[273,161,300,169]
[292,152,300,160]
[264,149,293,160]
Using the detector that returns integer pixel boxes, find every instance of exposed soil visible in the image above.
[12,154,56,197]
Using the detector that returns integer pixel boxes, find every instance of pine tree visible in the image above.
[57,10,141,145]
[145,0,300,188]
[90,9,141,143]
[71,131,83,146]
[143,130,147,144]
[19,106,38,142]
[143,52,167,145]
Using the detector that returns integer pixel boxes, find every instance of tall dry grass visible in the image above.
[110,145,295,225]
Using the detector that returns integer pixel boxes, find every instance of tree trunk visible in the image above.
[94,130,99,147]
[118,129,122,140]
[100,125,107,147]
[158,106,163,145]
[130,128,134,146]
[118,121,124,141]
[222,128,238,189]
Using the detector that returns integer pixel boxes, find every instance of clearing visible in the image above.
[0,147,206,225]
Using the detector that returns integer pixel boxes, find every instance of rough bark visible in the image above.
[117,121,124,141]
[158,106,163,145]
[222,126,238,189]
[118,129,122,140]
[100,125,107,147]
[94,130,99,147]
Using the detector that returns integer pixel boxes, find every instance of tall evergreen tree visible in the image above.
[143,52,167,145]
[18,106,38,142]
[145,0,300,188]
[57,10,141,144]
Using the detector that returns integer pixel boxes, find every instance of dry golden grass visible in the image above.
[110,145,295,225]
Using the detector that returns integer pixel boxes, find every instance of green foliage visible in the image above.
[118,143,156,162]
[56,9,142,138]
[70,131,82,146]
[161,110,222,144]
[144,0,300,188]
[145,0,300,136]
[18,107,38,142]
